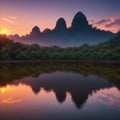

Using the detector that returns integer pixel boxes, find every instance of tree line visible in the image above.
[0,33,120,60]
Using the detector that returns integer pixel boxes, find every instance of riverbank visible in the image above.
[0,60,120,64]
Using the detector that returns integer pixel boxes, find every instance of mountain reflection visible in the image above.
[0,62,120,108]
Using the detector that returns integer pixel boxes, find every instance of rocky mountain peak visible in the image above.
[55,18,67,31]
[71,12,89,30]
[30,26,41,36]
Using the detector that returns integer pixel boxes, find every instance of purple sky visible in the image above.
[0,0,120,35]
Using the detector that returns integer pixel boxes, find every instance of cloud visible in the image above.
[2,16,17,24]
[2,17,14,24]
[105,18,120,27]
[91,17,120,33]
[94,19,110,25]
[7,16,17,19]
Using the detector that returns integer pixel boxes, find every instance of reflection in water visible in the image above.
[0,62,120,120]
[2,97,23,104]
[93,87,120,107]
[11,72,114,108]
[0,62,120,87]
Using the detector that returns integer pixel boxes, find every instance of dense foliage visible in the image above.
[0,33,120,60]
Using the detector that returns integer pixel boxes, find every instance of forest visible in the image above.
[0,32,120,60]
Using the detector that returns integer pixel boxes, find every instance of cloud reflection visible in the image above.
[95,87,120,107]
[1,97,23,104]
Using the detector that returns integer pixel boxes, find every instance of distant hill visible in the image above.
[8,11,114,47]
[0,32,120,60]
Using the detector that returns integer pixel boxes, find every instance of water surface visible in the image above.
[0,62,120,120]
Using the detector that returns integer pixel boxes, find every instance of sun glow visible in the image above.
[0,29,10,35]
[0,85,14,94]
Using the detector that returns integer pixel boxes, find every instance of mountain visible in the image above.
[54,18,67,31]
[8,11,114,47]
[71,12,89,30]
[30,26,41,36]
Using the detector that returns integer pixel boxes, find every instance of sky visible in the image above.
[0,0,120,36]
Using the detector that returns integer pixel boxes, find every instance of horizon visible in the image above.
[0,1,120,119]
[5,11,116,37]
[0,0,120,36]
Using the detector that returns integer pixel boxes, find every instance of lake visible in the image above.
[0,62,120,120]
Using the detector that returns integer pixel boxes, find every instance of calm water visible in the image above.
[0,62,120,120]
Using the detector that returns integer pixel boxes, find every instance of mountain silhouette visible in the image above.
[8,11,114,46]
[54,18,67,31]
[71,12,89,30]
[30,26,41,36]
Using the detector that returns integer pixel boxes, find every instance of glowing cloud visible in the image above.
[2,18,14,24]
[105,18,120,27]
[91,17,120,33]
[2,16,17,24]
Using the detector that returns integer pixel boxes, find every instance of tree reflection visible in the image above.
[0,62,120,108]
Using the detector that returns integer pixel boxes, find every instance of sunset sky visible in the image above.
[0,0,120,36]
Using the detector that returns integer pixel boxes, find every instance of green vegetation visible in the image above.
[0,33,120,60]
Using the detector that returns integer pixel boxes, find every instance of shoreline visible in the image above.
[0,60,120,64]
